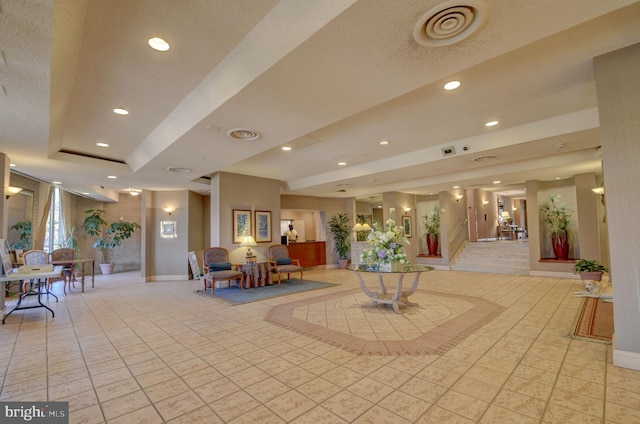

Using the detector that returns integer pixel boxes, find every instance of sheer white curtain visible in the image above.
[33,183,52,250]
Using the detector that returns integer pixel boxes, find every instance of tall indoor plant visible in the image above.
[422,206,440,256]
[539,194,571,260]
[82,209,141,274]
[328,212,351,268]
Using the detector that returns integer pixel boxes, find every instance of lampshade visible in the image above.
[352,223,372,232]
[240,235,257,247]
[501,211,511,219]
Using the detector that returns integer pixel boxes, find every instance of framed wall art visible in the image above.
[255,210,272,243]
[402,215,412,238]
[233,209,251,243]
[160,221,177,238]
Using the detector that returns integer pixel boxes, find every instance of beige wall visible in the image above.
[594,41,640,369]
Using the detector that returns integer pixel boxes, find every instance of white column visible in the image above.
[594,42,640,370]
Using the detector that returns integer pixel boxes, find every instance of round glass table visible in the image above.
[348,263,434,313]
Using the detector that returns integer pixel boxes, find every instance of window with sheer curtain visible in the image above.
[43,187,66,253]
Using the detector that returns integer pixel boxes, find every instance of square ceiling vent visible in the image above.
[441,146,456,156]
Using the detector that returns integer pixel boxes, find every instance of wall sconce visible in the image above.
[456,194,464,202]
[592,187,604,195]
[240,235,257,257]
[4,186,22,199]
[482,200,489,205]
[404,207,411,212]
[162,206,175,215]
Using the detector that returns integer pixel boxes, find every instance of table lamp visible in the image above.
[240,235,257,257]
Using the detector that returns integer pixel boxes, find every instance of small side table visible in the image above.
[241,262,272,287]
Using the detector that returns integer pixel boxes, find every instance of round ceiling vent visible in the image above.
[226,128,261,141]
[413,0,487,47]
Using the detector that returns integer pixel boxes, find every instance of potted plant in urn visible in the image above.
[422,206,440,256]
[82,209,141,274]
[539,194,571,260]
[328,212,351,268]
[573,258,608,281]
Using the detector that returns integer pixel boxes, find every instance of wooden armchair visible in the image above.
[50,248,76,294]
[200,247,244,291]
[22,250,54,293]
[268,245,303,284]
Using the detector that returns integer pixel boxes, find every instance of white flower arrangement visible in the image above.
[360,218,410,265]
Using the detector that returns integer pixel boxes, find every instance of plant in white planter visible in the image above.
[82,209,141,274]
[573,258,608,282]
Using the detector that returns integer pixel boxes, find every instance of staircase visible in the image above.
[451,240,530,275]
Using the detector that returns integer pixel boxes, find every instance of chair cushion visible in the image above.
[275,257,291,265]
[208,262,232,271]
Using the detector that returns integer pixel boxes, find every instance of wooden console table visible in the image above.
[348,263,434,313]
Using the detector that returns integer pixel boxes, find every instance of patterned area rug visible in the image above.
[266,289,505,355]
[571,297,614,343]
[194,279,338,305]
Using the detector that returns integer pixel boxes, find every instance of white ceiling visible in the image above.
[2,0,640,202]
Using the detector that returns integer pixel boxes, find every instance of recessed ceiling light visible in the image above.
[281,146,292,151]
[107,175,117,179]
[52,181,61,185]
[444,80,461,90]
[96,142,109,147]
[453,185,460,189]
[493,180,501,184]
[113,108,129,116]
[82,192,90,195]
[379,140,389,145]
[338,162,346,166]
[9,163,15,167]
[485,120,499,127]
[148,37,170,52]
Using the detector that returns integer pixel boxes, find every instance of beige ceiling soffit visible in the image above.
[286,108,600,191]
[364,150,601,195]
[127,0,358,172]
[48,0,89,155]
[50,150,132,171]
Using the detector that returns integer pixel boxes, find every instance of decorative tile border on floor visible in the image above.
[265,288,505,355]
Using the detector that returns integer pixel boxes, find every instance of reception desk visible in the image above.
[286,241,326,267]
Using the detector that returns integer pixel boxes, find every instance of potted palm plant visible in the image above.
[573,258,608,281]
[82,209,141,274]
[423,206,440,256]
[328,212,351,268]
[539,194,571,260]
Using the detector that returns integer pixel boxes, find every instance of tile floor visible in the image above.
[1,268,639,423]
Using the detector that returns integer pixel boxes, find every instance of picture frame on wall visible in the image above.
[160,221,177,238]
[402,216,412,238]
[233,209,251,243]
[255,210,272,243]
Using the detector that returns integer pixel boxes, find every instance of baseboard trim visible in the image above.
[529,270,576,279]
[146,275,190,282]
[613,334,640,371]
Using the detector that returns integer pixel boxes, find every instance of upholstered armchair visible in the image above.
[267,245,303,284]
[201,247,245,291]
